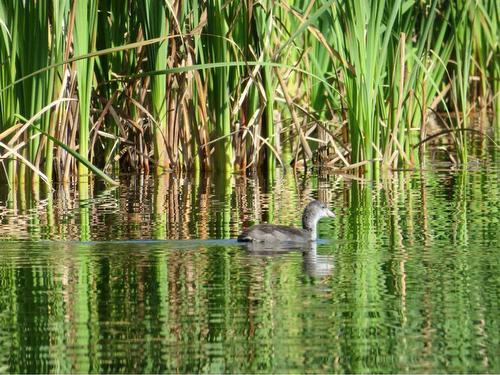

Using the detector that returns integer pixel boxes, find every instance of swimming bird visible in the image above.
[237,200,335,243]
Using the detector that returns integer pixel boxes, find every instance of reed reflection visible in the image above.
[0,165,498,372]
[0,170,331,241]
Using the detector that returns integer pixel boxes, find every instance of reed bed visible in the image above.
[0,0,498,186]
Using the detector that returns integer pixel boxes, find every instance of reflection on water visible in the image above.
[0,167,499,373]
[243,241,335,278]
[0,171,340,241]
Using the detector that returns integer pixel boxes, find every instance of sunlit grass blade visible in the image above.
[254,1,275,175]
[205,0,234,173]
[139,0,169,172]
[73,0,98,177]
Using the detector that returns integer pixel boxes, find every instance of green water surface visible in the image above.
[0,167,499,373]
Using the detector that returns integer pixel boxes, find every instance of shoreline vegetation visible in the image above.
[0,0,499,188]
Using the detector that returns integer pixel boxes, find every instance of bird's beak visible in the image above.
[327,209,335,218]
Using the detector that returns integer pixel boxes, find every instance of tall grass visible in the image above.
[139,0,169,173]
[335,0,402,179]
[45,0,69,182]
[254,1,275,175]
[73,0,98,178]
[0,0,498,189]
[205,0,233,173]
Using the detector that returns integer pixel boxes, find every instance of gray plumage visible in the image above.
[237,200,335,243]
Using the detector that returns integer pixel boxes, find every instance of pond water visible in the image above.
[0,166,499,373]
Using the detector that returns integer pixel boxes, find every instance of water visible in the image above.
[0,167,499,373]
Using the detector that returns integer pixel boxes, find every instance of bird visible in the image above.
[237,200,335,243]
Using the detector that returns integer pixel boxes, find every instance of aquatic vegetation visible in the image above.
[0,0,498,187]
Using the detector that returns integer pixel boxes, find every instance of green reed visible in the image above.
[44,0,69,182]
[0,1,51,186]
[73,0,98,178]
[450,0,475,165]
[254,0,275,175]
[139,0,169,173]
[205,0,233,173]
[95,0,133,173]
[0,1,18,185]
[0,0,498,189]
[476,0,500,140]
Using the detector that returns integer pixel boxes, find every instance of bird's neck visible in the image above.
[302,216,318,240]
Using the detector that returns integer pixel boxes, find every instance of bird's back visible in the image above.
[237,224,310,242]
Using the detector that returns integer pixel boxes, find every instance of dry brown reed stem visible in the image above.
[90,91,119,163]
[275,68,312,163]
